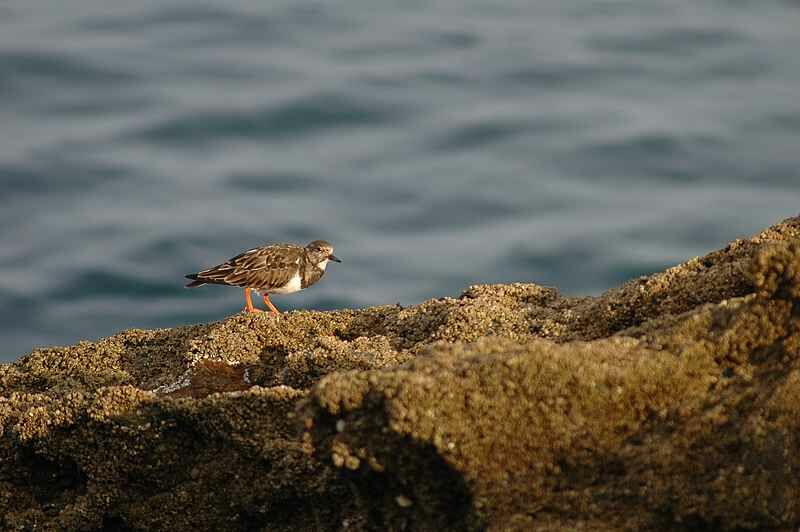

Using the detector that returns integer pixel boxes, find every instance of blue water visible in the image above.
[2,0,800,360]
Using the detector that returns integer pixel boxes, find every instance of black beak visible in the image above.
[329,254,342,263]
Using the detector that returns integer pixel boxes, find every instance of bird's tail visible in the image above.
[185,273,206,288]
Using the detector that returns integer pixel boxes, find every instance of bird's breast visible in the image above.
[265,271,303,294]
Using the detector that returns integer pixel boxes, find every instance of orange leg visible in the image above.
[243,288,262,313]
[262,294,280,316]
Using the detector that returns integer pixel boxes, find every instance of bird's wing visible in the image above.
[195,244,302,289]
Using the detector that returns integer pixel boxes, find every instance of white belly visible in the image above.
[264,272,302,294]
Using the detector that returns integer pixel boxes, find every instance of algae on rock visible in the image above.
[1,216,800,530]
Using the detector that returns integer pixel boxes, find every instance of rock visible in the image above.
[2,216,800,530]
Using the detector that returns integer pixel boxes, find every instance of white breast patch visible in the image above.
[265,271,302,294]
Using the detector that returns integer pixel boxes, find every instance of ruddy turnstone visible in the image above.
[185,240,340,315]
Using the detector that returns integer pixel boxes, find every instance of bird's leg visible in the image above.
[243,288,262,313]
[262,294,280,316]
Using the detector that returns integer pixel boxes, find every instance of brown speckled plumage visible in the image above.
[185,240,340,314]
[188,244,305,291]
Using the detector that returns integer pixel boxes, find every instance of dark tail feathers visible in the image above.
[185,273,206,288]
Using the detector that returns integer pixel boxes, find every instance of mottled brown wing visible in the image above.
[195,244,302,290]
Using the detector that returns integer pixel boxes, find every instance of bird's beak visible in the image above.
[329,254,342,263]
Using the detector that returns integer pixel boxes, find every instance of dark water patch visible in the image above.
[281,3,352,29]
[0,159,131,200]
[510,244,597,275]
[0,293,56,359]
[431,120,536,152]
[358,69,472,90]
[430,116,581,153]
[50,270,182,301]
[83,6,288,49]
[80,5,250,32]
[690,54,772,81]
[587,28,748,56]
[372,195,527,233]
[38,93,158,117]
[335,29,479,60]
[0,293,36,333]
[166,62,290,83]
[341,181,419,206]
[433,30,481,50]
[501,62,649,89]
[413,70,471,85]
[615,216,752,249]
[0,50,139,90]
[765,111,800,132]
[82,4,351,45]
[228,172,324,194]
[124,236,212,267]
[568,1,669,19]
[151,23,285,49]
[130,93,409,147]
[556,132,733,182]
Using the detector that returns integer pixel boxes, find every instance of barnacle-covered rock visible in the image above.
[1,215,800,531]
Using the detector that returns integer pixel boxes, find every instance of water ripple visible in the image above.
[81,6,252,31]
[371,196,527,233]
[0,158,130,199]
[0,50,139,90]
[557,132,733,182]
[227,172,324,193]
[431,120,537,152]
[501,62,650,89]
[50,270,180,300]
[2,1,799,359]
[588,28,749,56]
[80,4,352,45]
[130,93,410,146]
[334,29,480,59]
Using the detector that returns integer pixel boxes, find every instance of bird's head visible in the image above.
[305,240,341,269]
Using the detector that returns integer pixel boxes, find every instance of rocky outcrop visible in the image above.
[2,216,800,531]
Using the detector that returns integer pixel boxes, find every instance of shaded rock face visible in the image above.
[2,216,800,531]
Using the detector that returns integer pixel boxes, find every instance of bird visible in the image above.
[185,240,341,315]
